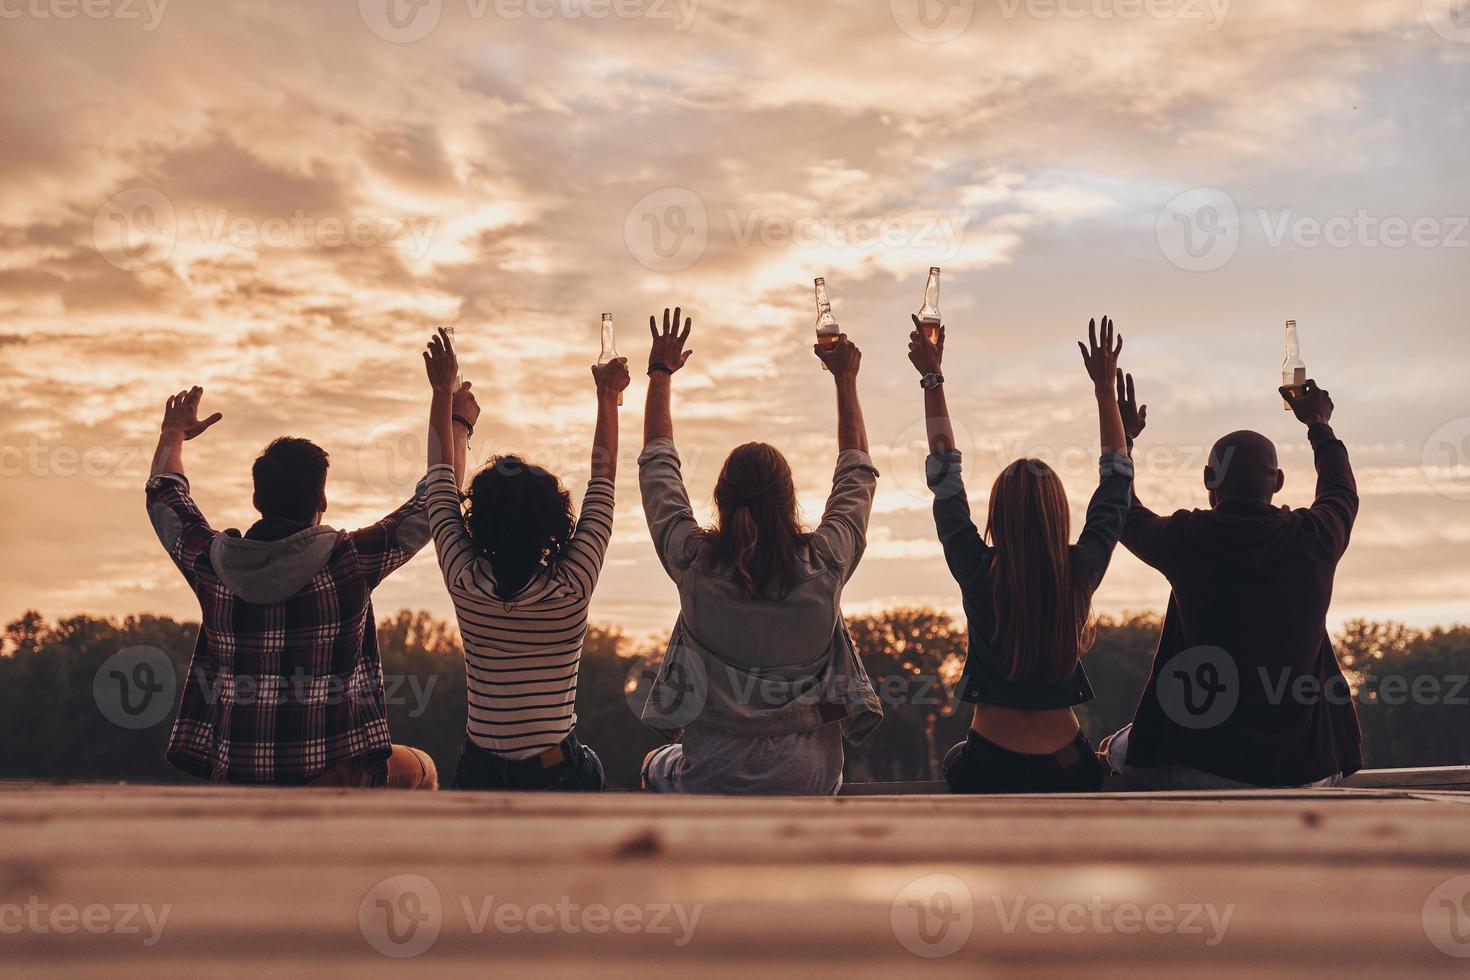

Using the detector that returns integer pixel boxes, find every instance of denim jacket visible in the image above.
[636,438,884,742]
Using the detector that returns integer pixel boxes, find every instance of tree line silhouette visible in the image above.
[1,608,1465,787]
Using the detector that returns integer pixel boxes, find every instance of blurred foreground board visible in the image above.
[2,780,1469,977]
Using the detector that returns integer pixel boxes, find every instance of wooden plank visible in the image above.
[839,766,1470,796]
[1,783,1467,976]
[1341,766,1470,790]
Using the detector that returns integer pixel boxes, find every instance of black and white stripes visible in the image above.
[425,464,614,760]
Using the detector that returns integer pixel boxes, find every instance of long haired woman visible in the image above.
[911,315,1133,793]
[636,306,884,795]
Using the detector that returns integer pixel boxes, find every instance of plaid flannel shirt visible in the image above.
[146,472,430,784]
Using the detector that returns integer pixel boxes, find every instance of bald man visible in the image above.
[1102,375,1362,790]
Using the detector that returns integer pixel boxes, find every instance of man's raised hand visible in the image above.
[1116,370,1147,444]
[648,306,693,375]
[160,387,222,441]
[1281,379,1334,426]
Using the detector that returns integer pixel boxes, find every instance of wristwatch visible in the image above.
[919,373,945,390]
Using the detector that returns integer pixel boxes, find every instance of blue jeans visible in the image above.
[453,733,604,791]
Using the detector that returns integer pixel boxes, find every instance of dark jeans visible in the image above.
[452,733,605,791]
[944,729,1106,794]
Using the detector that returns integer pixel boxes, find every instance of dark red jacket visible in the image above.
[1120,423,1363,786]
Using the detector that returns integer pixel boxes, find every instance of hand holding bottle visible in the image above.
[1280,379,1333,426]
[592,358,630,402]
[907,315,944,378]
[815,334,861,379]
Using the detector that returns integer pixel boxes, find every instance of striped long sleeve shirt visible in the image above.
[424,463,615,759]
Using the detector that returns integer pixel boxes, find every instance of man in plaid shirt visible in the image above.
[145,385,461,788]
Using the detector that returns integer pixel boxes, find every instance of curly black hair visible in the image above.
[463,455,575,598]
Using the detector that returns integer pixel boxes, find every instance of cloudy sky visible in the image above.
[2,0,1468,638]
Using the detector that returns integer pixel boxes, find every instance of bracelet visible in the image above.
[648,363,674,376]
[452,415,474,437]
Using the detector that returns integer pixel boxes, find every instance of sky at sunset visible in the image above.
[2,0,1468,639]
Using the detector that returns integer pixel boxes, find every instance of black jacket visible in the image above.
[927,450,1135,710]
[1121,422,1363,785]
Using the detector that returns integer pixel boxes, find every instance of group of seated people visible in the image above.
[145,303,1361,794]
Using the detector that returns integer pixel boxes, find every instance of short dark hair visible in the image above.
[464,456,574,598]
[1207,430,1279,501]
[252,437,329,522]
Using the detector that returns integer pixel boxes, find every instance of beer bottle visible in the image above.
[1281,319,1306,411]
[917,267,942,343]
[598,313,622,406]
[814,277,840,371]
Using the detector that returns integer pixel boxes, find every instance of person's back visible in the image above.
[419,330,628,791]
[677,504,851,672]
[915,316,1134,794]
[146,387,437,789]
[1105,379,1362,788]
[636,307,883,796]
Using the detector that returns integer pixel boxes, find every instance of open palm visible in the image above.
[160,387,222,440]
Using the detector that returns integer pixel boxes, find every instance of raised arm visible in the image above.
[150,387,223,478]
[815,333,867,454]
[146,387,222,583]
[807,334,876,575]
[1071,317,1135,584]
[1078,316,1128,456]
[908,318,953,454]
[451,383,477,489]
[906,319,991,585]
[1283,379,1358,556]
[638,306,700,582]
[422,330,481,589]
[590,356,630,480]
[644,306,693,448]
[1113,367,1178,572]
[423,328,470,481]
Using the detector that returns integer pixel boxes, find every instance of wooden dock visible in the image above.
[3,780,1469,976]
